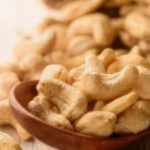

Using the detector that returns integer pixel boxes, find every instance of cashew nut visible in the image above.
[67,13,115,47]
[134,66,150,99]
[19,53,47,80]
[103,91,139,114]
[13,28,54,60]
[75,111,116,137]
[0,72,20,100]
[66,35,98,56]
[37,79,87,121]
[107,53,150,73]
[0,132,21,150]
[45,0,104,22]
[115,106,150,134]
[75,65,138,101]
[0,100,31,140]
[28,95,72,130]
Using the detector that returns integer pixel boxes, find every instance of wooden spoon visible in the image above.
[9,81,150,150]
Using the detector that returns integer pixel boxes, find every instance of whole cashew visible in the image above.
[0,72,20,100]
[75,111,116,137]
[45,0,104,22]
[13,28,54,60]
[0,132,21,150]
[37,79,88,121]
[75,65,138,101]
[28,95,72,130]
[67,13,115,47]
[103,91,139,114]
[0,100,31,140]
[115,106,150,134]
[107,53,150,73]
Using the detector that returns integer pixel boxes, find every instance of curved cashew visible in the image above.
[0,72,20,100]
[44,0,104,22]
[28,95,72,130]
[114,49,128,57]
[75,65,138,101]
[107,53,150,73]
[130,45,145,56]
[98,48,116,68]
[124,11,150,41]
[75,111,116,137]
[0,132,21,150]
[115,106,150,134]
[37,79,87,121]
[0,100,31,140]
[66,36,98,56]
[67,13,115,47]
[20,53,47,80]
[134,66,150,99]
[13,28,54,60]
[103,91,139,114]
[39,64,68,82]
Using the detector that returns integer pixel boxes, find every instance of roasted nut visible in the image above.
[103,91,139,114]
[114,49,128,57]
[66,35,98,56]
[67,13,115,47]
[94,101,106,111]
[75,111,116,137]
[115,106,150,134]
[28,95,72,130]
[13,28,54,60]
[0,132,22,150]
[0,100,31,140]
[45,0,104,22]
[75,65,138,101]
[39,64,68,82]
[20,53,47,80]
[124,11,150,41]
[0,72,20,99]
[37,79,87,121]
[107,53,150,73]
[98,48,116,68]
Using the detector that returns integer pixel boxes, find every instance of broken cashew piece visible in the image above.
[0,100,31,140]
[75,111,116,137]
[0,132,22,150]
[76,65,138,101]
[37,79,87,121]
[28,95,72,130]
[103,91,139,114]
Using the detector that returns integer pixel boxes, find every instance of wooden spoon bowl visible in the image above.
[9,81,150,150]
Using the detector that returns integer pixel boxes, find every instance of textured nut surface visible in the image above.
[75,111,116,137]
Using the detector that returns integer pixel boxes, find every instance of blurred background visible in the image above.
[0,0,48,60]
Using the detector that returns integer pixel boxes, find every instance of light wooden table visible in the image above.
[0,0,150,149]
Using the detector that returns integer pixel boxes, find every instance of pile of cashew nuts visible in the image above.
[0,0,150,144]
